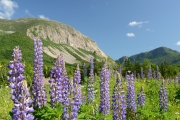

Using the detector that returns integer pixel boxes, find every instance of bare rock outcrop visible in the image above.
[26,20,107,59]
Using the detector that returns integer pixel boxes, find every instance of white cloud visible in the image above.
[25,9,33,17]
[0,0,18,19]
[39,15,49,20]
[128,21,149,27]
[126,33,135,37]
[176,41,180,46]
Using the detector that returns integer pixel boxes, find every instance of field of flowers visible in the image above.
[0,38,180,120]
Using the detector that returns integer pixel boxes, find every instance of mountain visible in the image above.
[118,47,180,65]
[0,18,113,65]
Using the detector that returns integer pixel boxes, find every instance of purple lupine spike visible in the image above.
[147,66,152,79]
[141,67,144,79]
[73,64,82,107]
[99,60,110,115]
[88,57,95,103]
[159,80,168,112]
[13,80,34,120]
[49,55,63,107]
[112,73,126,120]
[126,73,136,113]
[49,54,69,110]
[66,64,82,120]
[31,38,47,108]
[83,63,87,78]
[8,46,34,120]
[137,87,146,107]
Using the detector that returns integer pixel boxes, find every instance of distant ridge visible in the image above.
[118,46,180,65]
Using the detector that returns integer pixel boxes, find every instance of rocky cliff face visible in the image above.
[26,20,107,58]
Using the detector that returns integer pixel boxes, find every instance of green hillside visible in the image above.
[118,47,180,65]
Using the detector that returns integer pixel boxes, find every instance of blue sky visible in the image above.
[1,0,180,60]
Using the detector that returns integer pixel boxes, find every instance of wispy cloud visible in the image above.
[176,41,180,46]
[39,15,49,20]
[126,33,135,37]
[0,0,18,19]
[146,28,154,32]
[25,9,33,17]
[128,21,149,27]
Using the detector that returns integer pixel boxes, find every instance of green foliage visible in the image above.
[33,103,63,120]
[0,64,8,86]
[0,32,34,64]
[0,87,13,120]
[175,85,180,104]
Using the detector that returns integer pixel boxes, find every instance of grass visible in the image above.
[0,86,13,120]
[0,76,180,119]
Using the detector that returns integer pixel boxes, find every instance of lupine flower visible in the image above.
[31,38,47,108]
[83,63,87,78]
[126,73,136,113]
[49,54,69,119]
[8,46,34,120]
[137,87,146,107]
[88,57,95,103]
[66,64,82,120]
[141,67,144,79]
[73,64,82,108]
[49,55,63,107]
[147,66,152,79]
[99,60,110,115]
[159,80,168,112]
[112,73,126,120]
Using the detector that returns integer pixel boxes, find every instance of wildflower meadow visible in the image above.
[0,38,180,120]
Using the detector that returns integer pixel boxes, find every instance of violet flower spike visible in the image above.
[66,64,82,120]
[147,66,152,79]
[126,73,136,113]
[8,46,34,120]
[88,57,95,103]
[99,60,110,115]
[31,38,47,108]
[112,73,126,120]
[137,87,146,107]
[49,54,69,119]
[73,64,82,108]
[159,80,168,112]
